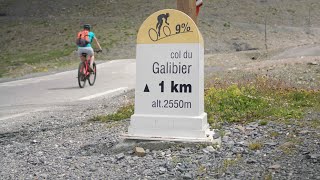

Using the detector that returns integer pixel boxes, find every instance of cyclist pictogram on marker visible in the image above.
[156,13,170,37]
[148,12,193,42]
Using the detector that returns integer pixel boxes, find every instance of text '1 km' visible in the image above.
[159,81,192,93]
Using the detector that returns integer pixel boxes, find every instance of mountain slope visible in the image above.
[1,0,319,77]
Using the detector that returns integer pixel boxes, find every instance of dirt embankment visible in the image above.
[1,0,320,78]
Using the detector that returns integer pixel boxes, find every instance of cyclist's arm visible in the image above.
[94,37,102,50]
[165,17,169,25]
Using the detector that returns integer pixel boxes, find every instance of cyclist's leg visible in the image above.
[90,55,95,68]
[77,48,86,62]
[78,47,94,71]
[157,21,163,36]
[77,48,86,78]
[84,47,94,70]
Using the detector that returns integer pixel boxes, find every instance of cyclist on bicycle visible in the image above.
[156,13,170,37]
[77,24,102,71]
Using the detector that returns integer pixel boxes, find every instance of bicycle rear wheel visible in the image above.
[88,62,96,86]
[78,62,86,88]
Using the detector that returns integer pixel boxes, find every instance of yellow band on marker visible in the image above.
[137,9,204,46]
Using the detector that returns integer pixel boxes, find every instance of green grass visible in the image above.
[215,156,242,175]
[2,0,320,79]
[279,141,298,154]
[205,77,320,128]
[248,141,263,150]
[310,119,320,129]
[269,131,280,138]
[4,47,73,64]
[92,76,320,131]
[1,0,167,78]
[90,104,134,123]
[259,120,268,126]
[197,164,207,174]
[223,22,231,28]
[0,14,140,78]
[1,46,75,77]
[264,173,273,180]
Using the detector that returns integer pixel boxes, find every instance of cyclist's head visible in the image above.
[83,24,91,31]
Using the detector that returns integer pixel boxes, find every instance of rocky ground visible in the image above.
[205,48,320,89]
[1,1,320,179]
[1,65,320,180]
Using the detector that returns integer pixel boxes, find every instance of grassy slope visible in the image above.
[1,0,320,78]
[0,0,172,77]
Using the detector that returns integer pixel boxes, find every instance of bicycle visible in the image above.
[77,50,101,88]
[148,25,171,42]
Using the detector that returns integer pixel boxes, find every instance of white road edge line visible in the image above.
[79,87,128,101]
[0,59,135,87]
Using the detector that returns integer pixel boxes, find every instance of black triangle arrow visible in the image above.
[144,84,150,92]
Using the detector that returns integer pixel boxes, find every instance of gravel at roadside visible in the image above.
[1,90,319,179]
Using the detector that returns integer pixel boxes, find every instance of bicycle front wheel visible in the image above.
[78,62,86,88]
[88,62,96,86]
[163,26,171,37]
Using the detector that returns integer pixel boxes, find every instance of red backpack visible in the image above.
[76,30,90,47]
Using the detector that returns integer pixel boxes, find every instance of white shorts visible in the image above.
[78,47,94,56]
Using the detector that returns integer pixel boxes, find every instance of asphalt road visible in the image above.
[1,44,319,123]
[272,44,320,59]
[0,59,136,122]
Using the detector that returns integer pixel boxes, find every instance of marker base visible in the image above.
[127,113,214,142]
